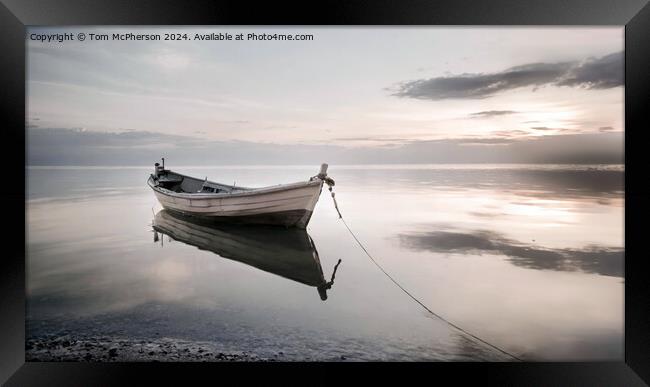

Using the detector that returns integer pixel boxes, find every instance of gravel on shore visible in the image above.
[26,335,287,362]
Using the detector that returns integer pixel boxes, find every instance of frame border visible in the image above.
[2,0,649,385]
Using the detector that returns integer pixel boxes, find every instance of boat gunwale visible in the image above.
[147,170,324,200]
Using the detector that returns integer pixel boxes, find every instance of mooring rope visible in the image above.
[325,183,523,362]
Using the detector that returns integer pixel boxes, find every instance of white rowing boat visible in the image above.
[147,159,333,228]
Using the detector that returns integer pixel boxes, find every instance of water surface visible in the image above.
[26,164,624,361]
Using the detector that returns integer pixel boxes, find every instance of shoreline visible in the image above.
[26,335,291,362]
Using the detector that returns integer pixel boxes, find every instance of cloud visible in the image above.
[391,52,623,100]
[529,127,571,132]
[469,110,518,118]
[554,52,623,89]
[492,130,531,137]
[215,120,250,124]
[27,127,624,166]
[456,138,515,146]
[599,126,615,132]
[398,228,623,277]
[331,136,413,143]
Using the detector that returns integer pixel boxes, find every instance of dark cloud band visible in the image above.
[392,52,623,100]
[469,110,518,118]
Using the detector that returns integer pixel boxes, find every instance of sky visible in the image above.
[26,27,624,164]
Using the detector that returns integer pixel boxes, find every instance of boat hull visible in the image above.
[161,207,314,228]
[149,175,324,228]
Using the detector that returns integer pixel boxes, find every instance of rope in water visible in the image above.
[326,184,523,362]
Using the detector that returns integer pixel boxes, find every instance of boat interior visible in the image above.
[154,170,247,194]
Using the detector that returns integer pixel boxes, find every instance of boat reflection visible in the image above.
[152,209,340,301]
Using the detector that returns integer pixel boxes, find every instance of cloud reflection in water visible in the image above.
[399,228,623,277]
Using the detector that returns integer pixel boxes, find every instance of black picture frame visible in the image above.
[2,0,649,385]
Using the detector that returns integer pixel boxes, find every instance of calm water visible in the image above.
[26,164,624,361]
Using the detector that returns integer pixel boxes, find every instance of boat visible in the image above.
[147,159,334,229]
[152,209,341,300]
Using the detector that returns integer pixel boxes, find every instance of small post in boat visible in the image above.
[318,163,328,179]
